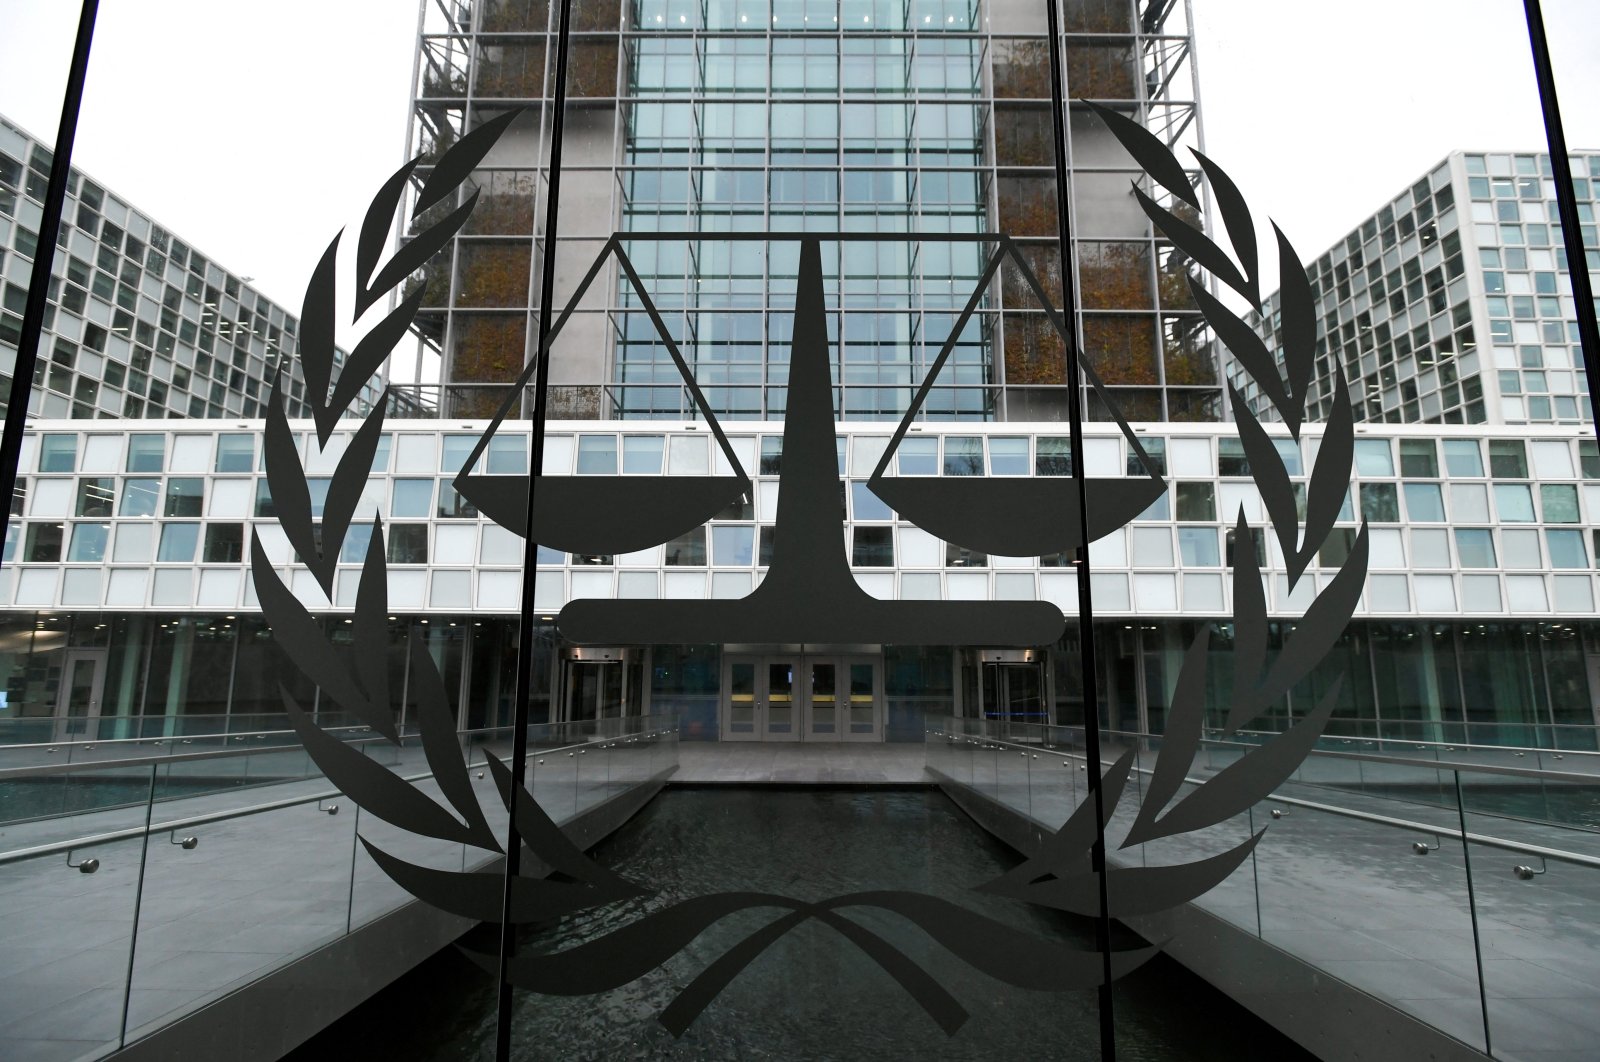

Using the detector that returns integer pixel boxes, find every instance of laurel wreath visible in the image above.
[250,104,1365,1036]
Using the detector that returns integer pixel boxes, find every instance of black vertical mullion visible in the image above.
[1041,1,1117,1059]
[0,0,100,575]
[1521,0,1600,449]
[496,0,578,1057]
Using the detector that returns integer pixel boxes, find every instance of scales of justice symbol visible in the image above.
[453,233,1165,648]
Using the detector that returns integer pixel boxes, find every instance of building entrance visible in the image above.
[722,654,882,742]
[55,648,106,741]
[970,649,1051,728]
[556,648,642,732]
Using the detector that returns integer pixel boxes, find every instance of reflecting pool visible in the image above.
[293,788,1312,1061]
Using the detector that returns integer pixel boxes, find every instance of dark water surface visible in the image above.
[293,788,1312,1061]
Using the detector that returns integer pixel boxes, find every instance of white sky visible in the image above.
[0,0,1596,316]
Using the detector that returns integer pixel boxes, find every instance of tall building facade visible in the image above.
[0,115,387,423]
[404,0,1221,423]
[1231,150,1600,428]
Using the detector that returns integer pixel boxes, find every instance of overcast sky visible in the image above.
[0,0,1596,317]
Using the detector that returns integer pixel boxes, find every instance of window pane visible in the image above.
[215,434,254,472]
[121,478,160,517]
[40,434,77,472]
[391,479,435,517]
[1402,483,1444,521]
[1493,484,1535,522]
[1442,439,1483,476]
[1548,529,1587,568]
[1488,440,1528,477]
[943,436,983,476]
[158,522,200,562]
[622,435,664,474]
[1353,438,1394,476]
[851,482,892,520]
[712,525,753,565]
[1360,483,1399,522]
[441,434,478,473]
[203,523,244,563]
[989,437,1028,475]
[1178,527,1220,566]
[1398,439,1438,478]
[26,523,63,562]
[898,437,937,475]
[664,528,706,565]
[1454,529,1496,567]
[1036,438,1072,475]
[67,522,109,562]
[1541,483,1580,523]
[164,478,203,517]
[1175,482,1215,521]
[1450,483,1490,522]
[576,435,619,474]
[76,478,115,517]
[388,525,429,564]
[487,434,529,474]
[126,433,165,472]
[852,526,893,566]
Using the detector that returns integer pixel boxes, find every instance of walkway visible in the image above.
[931,733,1600,1062]
[673,742,929,784]
[0,732,675,1062]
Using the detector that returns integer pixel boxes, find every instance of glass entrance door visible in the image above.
[763,658,800,741]
[727,654,882,742]
[56,650,107,741]
[980,661,1048,729]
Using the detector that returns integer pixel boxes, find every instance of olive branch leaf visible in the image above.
[981,106,1368,909]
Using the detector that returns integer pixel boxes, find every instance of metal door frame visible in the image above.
[55,647,107,741]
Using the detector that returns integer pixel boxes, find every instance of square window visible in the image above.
[898,438,938,475]
[712,525,753,565]
[1353,438,1394,476]
[1402,483,1444,521]
[1398,439,1438,477]
[945,543,987,567]
[1035,438,1072,476]
[1493,483,1535,522]
[67,522,109,562]
[1450,483,1490,522]
[202,523,244,563]
[35,432,81,475]
[852,526,893,566]
[1547,529,1587,568]
[1174,482,1215,521]
[1360,483,1399,522]
[158,522,200,562]
[25,522,63,562]
[1455,528,1496,567]
[391,479,434,517]
[851,482,892,520]
[621,435,664,474]
[1177,527,1220,566]
[215,433,254,472]
[437,485,479,519]
[164,477,204,517]
[387,524,428,564]
[441,434,478,473]
[126,433,165,472]
[75,477,115,517]
[664,528,707,565]
[943,437,984,476]
[576,435,619,474]
[989,437,1028,475]
[487,434,529,474]
[1488,440,1527,477]
[1442,439,1483,476]
[1541,483,1580,523]
[121,477,161,517]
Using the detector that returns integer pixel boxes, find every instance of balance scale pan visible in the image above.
[868,475,1166,557]
[455,473,748,555]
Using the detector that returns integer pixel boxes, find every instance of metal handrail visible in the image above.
[929,725,1600,872]
[0,725,680,867]
[0,714,678,781]
[1226,727,1600,761]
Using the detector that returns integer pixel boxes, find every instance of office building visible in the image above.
[0,115,389,423]
[1231,150,1600,427]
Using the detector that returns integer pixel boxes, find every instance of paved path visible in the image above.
[932,736,1600,1062]
[674,742,930,784]
[0,736,673,1062]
